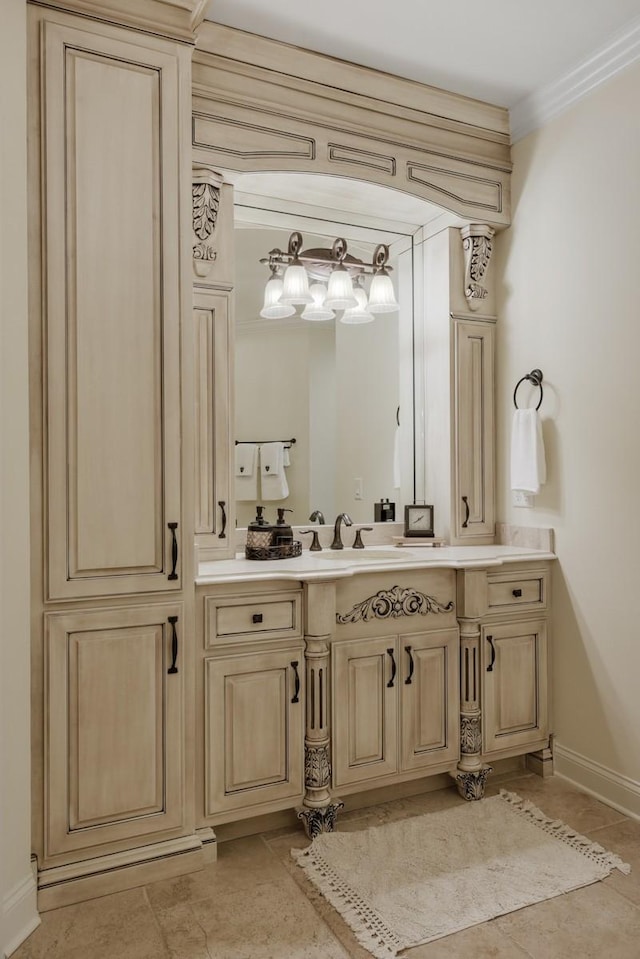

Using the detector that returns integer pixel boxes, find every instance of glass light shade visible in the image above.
[367,270,399,313]
[324,265,358,310]
[301,283,335,321]
[341,286,374,324]
[281,263,313,305]
[259,276,296,319]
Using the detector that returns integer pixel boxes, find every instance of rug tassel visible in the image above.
[499,790,631,875]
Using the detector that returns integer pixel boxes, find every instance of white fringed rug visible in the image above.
[292,790,630,959]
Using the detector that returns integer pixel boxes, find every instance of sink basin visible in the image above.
[320,549,406,562]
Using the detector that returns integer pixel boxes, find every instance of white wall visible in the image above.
[496,60,640,815]
[0,0,40,954]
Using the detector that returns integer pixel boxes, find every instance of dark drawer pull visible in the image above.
[404,645,414,685]
[218,500,227,539]
[486,634,496,672]
[512,588,523,597]
[461,495,470,528]
[252,613,263,624]
[168,522,178,580]
[291,661,300,704]
[387,648,396,688]
[167,616,179,674]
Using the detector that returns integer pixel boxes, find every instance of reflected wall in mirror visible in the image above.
[234,222,413,528]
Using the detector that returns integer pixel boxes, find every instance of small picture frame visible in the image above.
[404,504,434,538]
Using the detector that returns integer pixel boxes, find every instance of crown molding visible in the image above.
[510,15,640,142]
[29,0,209,42]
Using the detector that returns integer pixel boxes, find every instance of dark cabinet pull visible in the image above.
[461,496,470,529]
[387,647,396,688]
[252,613,263,624]
[218,501,227,539]
[512,588,523,598]
[404,645,414,685]
[167,616,179,674]
[291,661,300,704]
[168,522,178,580]
[486,634,496,672]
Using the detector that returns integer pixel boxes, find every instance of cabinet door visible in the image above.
[332,637,398,787]
[400,629,459,772]
[453,319,495,541]
[482,620,548,754]
[46,604,184,860]
[42,17,187,598]
[205,649,304,817]
[194,290,234,555]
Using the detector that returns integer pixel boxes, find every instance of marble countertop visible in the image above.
[196,544,555,585]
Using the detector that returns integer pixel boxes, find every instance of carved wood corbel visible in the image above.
[460,224,495,311]
[192,167,223,278]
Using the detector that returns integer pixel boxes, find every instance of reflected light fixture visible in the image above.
[259,233,397,323]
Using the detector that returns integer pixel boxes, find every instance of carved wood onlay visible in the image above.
[304,744,331,789]
[460,224,496,311]
[192,167,222,278]
[336,586,454,625]
[460,716,482,755]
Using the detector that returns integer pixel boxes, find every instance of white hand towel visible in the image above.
[235,443,258,501]
[260,442,289,501]
[510,408,546,494]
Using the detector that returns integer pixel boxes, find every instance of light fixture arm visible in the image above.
[260,233,393,277]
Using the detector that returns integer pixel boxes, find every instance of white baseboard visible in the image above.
[554,741,640,822]
[2,870,40,958]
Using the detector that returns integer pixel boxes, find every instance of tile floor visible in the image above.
[13,772,640,959]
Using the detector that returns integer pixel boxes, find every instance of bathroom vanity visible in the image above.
[25,0,553,914]
[195,546,552,837]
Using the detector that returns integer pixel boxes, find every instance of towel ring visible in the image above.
[513,369,543,410]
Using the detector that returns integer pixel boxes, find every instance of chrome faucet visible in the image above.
[331,512,352,549]
[309,509,325,525]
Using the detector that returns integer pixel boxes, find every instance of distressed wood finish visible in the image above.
[35,0,209,41]
[41,13,185,598]
[204,648,304,818]
[482,620,549,755]
[192,23,511,228]
[453,319,496,540]
[45,604,184,862]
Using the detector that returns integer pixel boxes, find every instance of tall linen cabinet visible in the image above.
[28,3,200,909]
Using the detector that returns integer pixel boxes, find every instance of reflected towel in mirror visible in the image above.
[260,441,289,500]
[235,443,258,501]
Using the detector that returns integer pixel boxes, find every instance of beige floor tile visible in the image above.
[159,877,350,959]
[486,773,628,833]
[495,881,640,959]
[11,888,169,959]
[403,922,535,958]
[145,836,287,912]
[586,818,640,906]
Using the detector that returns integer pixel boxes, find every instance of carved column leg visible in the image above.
[452,619,492,800]
[297,583,343,838]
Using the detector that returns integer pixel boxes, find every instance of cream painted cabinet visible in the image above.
[482,619,548,755]
[194,290,234,555]
[453,320,495,541]
[44,604,184,861]
[38,10,189,599]
[332,629,459,788]
[204,648,304,819]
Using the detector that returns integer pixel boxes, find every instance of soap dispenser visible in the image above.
[246,505,273,551]
[274,508,294,547]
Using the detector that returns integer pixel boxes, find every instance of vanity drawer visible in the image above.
[486,570,547,613]
[204,592,303,647]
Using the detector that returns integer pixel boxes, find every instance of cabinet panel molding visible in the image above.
[41,17,184,599]
[400,629,459,772]
[45,603,184,861]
